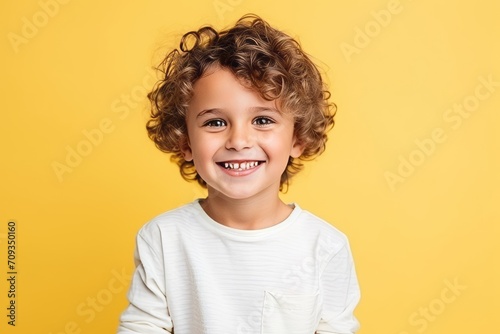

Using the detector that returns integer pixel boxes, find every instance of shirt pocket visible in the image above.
[261,291,321,334]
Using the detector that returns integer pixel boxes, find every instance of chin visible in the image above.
[210,191,257,201]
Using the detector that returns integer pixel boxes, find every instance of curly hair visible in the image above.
[147,14,335,190]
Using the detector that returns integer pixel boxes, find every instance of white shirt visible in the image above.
[117,200,360,334]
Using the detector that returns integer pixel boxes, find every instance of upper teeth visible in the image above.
[224,161,260,170]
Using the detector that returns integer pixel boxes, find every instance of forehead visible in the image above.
[188,67,279,112]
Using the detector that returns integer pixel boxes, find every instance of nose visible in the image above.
[225,123,253,151]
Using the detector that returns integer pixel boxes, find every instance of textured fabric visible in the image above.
[117,200,360,334]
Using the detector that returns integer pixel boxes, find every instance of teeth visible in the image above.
[222,161,260,170]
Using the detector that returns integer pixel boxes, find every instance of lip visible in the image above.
[216,160,264,177]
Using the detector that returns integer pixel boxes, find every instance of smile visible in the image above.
[217,161,264,171]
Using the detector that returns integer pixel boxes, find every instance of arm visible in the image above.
[316,242,361,334]
[117,230,173,333]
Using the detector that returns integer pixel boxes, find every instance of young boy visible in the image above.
[117,14,360,334]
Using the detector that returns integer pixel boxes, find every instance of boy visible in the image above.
[118,14,360,334]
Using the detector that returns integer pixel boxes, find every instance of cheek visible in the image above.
[260,133,294,160]
[191,137,219,161]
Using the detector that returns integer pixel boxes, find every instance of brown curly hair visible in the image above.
[147,14,335,190]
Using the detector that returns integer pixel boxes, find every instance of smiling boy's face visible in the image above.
[182,67,304,201]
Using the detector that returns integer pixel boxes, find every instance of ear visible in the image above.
[180,136,193,162]
[290,136,305,158]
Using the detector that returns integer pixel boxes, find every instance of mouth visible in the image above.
[216,160,265,171]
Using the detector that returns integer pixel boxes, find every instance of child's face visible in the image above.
[182,67,304,201]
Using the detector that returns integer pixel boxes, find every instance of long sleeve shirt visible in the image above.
[117,200,360,334]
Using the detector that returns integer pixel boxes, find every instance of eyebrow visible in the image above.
[196,106,281,118]
[196,108,222,118]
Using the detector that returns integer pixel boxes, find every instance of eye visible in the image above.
[203,119,226,128]
[253,117,275,126]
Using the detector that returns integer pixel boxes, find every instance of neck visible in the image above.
[200,188,292,230]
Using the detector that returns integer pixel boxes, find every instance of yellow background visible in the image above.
[1,0,498,333]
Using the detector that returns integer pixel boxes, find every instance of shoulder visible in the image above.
[137,200,200,241]
[295,206,351,255]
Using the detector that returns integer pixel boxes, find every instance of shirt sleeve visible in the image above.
[316,241,361,334]
[117,228,173,333]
